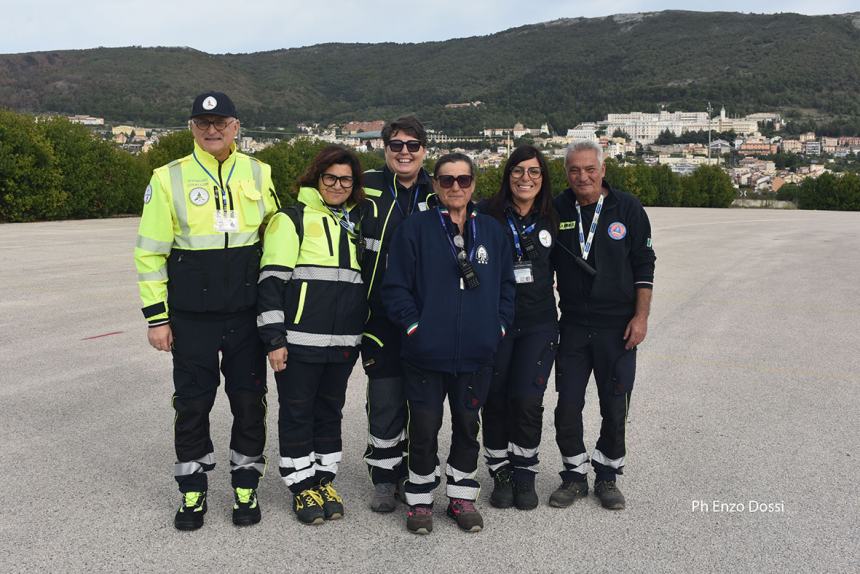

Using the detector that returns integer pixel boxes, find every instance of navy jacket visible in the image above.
[382,205,516,374]
[552,184,656,327]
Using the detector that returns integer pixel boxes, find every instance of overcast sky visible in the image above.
[2,0,857,54]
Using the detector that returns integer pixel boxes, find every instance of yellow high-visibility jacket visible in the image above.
[257,186,367,362]
[134,142,279,326]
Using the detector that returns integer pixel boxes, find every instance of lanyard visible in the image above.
[505,214,537,260]
[575,193,604,262]
[437,208,477,263]
[193,151,236,211]
[325,204,355,235]
[389,174,421,218]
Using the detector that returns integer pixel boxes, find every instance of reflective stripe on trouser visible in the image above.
[275,358,353,493]
[482,324,556,478]
[364,376,408,485]
[171,312,267,492]
[554,323,635,482]
[403,362,492,505]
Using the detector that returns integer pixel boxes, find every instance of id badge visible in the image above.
[513,261,534,284]
[418,201,429,212]
[214,210,239,232]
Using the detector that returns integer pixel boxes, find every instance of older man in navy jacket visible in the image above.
[383,153,516,535]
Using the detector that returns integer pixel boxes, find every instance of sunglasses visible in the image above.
[387,139,422,153]
[435,174,474,189]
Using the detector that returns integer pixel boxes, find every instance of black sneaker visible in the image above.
[316,482,345,520]
[174,491,207,531]
[232,487,261,526]
[594,480,626,510]
[512,476,539,510]
[548,480,588,508]
[406,505,433,535]
[293,488,326,525]
[489,466,514,509]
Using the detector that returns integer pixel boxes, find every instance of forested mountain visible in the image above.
[2,10,859,133]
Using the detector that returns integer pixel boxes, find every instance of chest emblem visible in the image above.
[608,222,627,240]
[476,245,489,264]
[189,187,210,206]
[539,229,552,247]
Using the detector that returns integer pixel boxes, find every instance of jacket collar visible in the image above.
[192,141,238,173]
[298,186,359,213]
[383,164,433,191]
[563,183,617,210]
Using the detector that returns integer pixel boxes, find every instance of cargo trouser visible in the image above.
[482,322,558,481]
[275,357,356,493]
[361,318,408,485]
[171,310,267,493]
[554,323,636,483]
[402,361,492,506]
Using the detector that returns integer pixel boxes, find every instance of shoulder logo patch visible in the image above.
[608,221,627,240]
[143,185,152,204]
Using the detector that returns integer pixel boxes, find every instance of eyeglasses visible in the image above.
[511,166,543,179]
[435,174,474,189]
[191,118,235,132]
[387,140,422,153]
[321,173,355,188]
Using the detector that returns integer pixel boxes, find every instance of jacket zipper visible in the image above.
[322,217,334,257]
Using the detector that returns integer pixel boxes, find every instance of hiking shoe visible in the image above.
[513,477,539,510]
[548,480,588,508]
[232,487,261,526]
[293,488,325,525]
[446,498,483,533]
[370,483,397,513]
[489,466,514,508]
[174,491,207,531]
[406,505,433,534]
[317,482,345,520]
[594,480,626,510]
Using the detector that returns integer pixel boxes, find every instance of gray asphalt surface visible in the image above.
[0,208,858,573]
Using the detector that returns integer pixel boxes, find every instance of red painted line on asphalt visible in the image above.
[82,331,124,340]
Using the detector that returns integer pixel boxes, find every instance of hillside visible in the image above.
[2,10,859,132]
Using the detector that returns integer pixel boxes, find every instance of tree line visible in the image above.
[4,109,858,222]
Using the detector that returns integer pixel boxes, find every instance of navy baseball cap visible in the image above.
[190,92,238,119]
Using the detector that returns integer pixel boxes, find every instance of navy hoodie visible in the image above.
[382,205,516,374]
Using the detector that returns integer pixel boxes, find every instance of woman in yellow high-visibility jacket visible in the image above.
[257,145,367,525]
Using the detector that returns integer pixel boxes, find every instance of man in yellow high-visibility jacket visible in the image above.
[135,92,280,531]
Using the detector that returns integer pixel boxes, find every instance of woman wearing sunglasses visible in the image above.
[257,145,367,525]
[382,153,516,534]
[478,145,559,510]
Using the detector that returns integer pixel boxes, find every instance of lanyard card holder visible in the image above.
[215,210,239,232]
[513,261,534,284]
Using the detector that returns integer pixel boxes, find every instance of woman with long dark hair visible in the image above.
[257,145,367,525]
[480,144,559,510]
